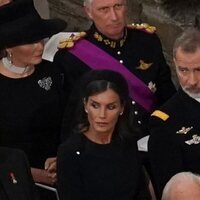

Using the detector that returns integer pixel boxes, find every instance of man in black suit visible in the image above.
[0,147,39,200]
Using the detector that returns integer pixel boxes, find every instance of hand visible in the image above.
[31,167,56,186]
[44,157,57,173]
[45,157,57,184]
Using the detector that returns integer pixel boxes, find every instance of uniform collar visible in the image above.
[88,24,127,49]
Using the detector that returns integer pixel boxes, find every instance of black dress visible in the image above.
[0,60,65,200]
[0,60,64,168]
[57,133,151,200]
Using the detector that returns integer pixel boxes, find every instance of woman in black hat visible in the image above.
[0,0,66,198]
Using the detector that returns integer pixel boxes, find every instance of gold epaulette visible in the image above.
[127,23,156,34]
[58,32,87,49]
[151,110,169,121]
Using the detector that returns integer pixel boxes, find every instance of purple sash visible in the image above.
[68,39,157,112]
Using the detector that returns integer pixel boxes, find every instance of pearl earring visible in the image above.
[7,52,13,64]
[120,112,123,116]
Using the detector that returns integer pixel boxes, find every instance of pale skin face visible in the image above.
[84,0,127,40]
[6,40,44,67]
[84,88,124,144]
[174,47,200,98]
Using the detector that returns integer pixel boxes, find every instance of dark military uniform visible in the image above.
[148,89,200,198]
[0,147,39,200]
[54,24,176,141]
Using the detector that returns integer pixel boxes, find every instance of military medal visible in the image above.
[176,126,193,134]
[9,172,17,184]
[137,60,152,70]
[185,135,200,145]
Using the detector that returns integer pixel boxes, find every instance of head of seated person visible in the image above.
[0,0,66,77]
[73,69,135,143]
[162,172,200,200]
[83,0,127,40]
[173,28,200,99]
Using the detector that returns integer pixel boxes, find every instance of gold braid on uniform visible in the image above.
[58,32,86,49]
[93,29,127,49]
[151,110,169,121]
[127,23,156,34]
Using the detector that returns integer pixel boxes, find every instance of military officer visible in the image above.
[54,0,176,145]
[0,147,39,200]
[149,28,200,199]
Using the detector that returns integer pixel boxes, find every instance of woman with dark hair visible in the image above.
[0,0,66,198]
[57,70,150,200]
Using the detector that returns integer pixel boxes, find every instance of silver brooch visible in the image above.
[185,135,200,145]
[148,81,157,93]
[38,77,52,91]
[176,126,193,134]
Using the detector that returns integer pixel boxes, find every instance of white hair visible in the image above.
[162,172,200,200]
[83,0,127,7]
[83,0,93,7]
[173,28,200,59]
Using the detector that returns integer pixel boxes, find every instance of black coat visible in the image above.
[148,89,200,198]
[54,24,176,141]
[0,60,64,168]
[0,147,39,200]
[57,133,151,200]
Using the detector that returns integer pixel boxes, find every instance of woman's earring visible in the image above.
[120,112,123,116]
[85,109,88,114]
[7,52,13,64]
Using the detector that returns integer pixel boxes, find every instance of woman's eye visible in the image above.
[91,103,99,109]
[108,105,116,110]
[195,68,200,72]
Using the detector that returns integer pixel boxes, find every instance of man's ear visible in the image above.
[84,6,93,19]
[173,58,178,69]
